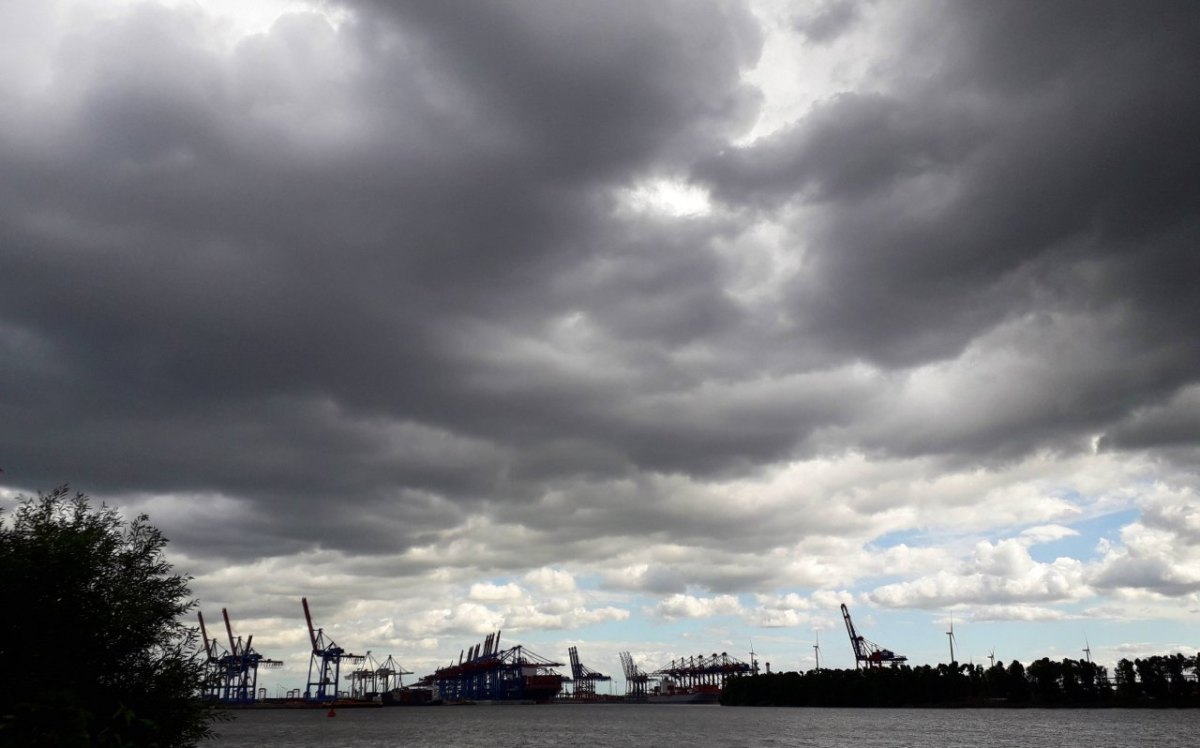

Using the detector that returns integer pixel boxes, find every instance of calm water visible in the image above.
[209,704,1194,748]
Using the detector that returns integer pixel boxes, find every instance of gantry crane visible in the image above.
[197,611,228,700]
[841,603,907,668]
[646,651,752,701]
[302,597,365,701]
[567,645,612,700]
[375,654,412,692]
[619,651,653,701]
[221,608,283,702]
[197,609,282,703]
[428,632,565,702]
[346,652,413,698]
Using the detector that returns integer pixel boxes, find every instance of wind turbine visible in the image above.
[946,615,957,664]
[749,639,758,675]
[988,648,996,669]
[813,630,821,672]
[1083,634,1092,664]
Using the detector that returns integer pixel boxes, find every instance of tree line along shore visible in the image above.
[720,655,1200,708]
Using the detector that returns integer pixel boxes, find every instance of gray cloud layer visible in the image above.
[2,1,1198,620]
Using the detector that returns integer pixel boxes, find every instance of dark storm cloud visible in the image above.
[3,0,1200,576]
[696,1,1200,459]
[1100,387,1200,452]
[0,0,765,558]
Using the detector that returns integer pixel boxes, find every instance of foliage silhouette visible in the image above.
[722,653,1198,707]
[0,486,214,747]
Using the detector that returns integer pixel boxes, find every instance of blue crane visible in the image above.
[222,608,283,703]
[302,597,364,701]
[841,603,907,668]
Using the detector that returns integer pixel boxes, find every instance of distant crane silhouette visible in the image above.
[841,603,906,668]
[302,597,364,701]
[619,651,651,700]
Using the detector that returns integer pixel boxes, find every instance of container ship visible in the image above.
[647,682,722,704]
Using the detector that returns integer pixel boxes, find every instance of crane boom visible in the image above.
[300,597,362,701]
[223,608,238,655]
[841,603,866,662]
[302,596,319,652]
[841,603,906,668]
[198,611,215,660]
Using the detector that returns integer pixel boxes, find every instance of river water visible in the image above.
[208,703,1194,747]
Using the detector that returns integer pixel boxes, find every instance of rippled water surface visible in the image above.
[210,704,1194,748]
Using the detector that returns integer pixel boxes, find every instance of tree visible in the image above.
[1115,657,1138,700]
[1027,657,1063,703]
[0,486,214,747]
[1004,659,1030,703]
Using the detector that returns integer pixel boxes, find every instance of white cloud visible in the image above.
[617,177,713,217]
[469,582,524,603]
[524,567,578,594]
[653,593,743,620]
[966,604,1071,622]
[1089,486,1200,596]
[1019,524,1080,545]
[869,536,1090,609]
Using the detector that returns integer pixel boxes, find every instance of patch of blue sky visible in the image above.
[869,528,926,549]
[1025,508,1138,564]
[572,574,603,591]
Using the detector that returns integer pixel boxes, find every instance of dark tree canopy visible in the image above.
[0,486,213,747]
[721,654,1200,708]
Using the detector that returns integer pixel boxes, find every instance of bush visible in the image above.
[0,486,214,747]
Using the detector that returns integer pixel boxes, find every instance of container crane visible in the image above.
[375,654,412,692]
[346,652,413,698]
[567,645,612,700]
[650,651,752,698]
[197,609,282,703]
[428,632,564,702]
[841,603,907,668]
[221,608,283,703]
[197,611,228,700]
[619,651,653,701]
[302,597,365,701]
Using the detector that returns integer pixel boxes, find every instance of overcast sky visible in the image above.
[3,0,1199,692]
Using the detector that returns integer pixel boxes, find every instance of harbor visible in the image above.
[198,597,756,708]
